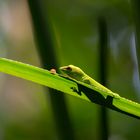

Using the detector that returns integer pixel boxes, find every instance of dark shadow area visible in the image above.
[67,78,140,120]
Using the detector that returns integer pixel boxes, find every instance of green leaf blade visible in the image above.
[0,57,140,119]
[0,58,89,101]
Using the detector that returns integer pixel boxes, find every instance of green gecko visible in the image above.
[60,65,120,98]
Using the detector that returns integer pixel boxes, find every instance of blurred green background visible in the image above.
[0,0,140,140]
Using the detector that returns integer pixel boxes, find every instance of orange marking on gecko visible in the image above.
[50,69,57,74]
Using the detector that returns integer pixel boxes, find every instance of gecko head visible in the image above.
[60,65,85,80]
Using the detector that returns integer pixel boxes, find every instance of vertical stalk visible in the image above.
[98,17,109,140]
[27,1,75,140]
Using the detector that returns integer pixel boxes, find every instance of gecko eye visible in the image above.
[66,66,72,71]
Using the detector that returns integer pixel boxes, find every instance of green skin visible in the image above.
[60,65,140,119]
[60,65,120,98]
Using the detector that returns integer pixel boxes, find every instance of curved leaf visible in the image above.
[0,57,140,119]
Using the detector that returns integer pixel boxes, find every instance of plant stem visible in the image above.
[98,17,109,140]
[27,1,75,140]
